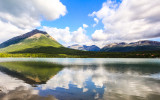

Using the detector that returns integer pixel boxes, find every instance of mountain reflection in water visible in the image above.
[0,72,57,100]
[0,61,63,84]
[0,58,160,100]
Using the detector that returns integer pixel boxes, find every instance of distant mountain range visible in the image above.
[0,29,160,58]
[68,44,100,51]
[68,40,160,52]
[101,40,160,52]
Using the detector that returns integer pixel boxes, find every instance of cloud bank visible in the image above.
[91,0,160,42]
[0,0,67,43]
[42,26,91,46]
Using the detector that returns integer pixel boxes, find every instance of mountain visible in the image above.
[68,44,100,51]
[101,40,160,52]
[0,29,159,58]
[0,29,93,58]
[0,29,63,53]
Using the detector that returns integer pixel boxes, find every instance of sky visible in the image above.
[0,0,160,48]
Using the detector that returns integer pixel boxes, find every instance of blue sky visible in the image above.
[41,0,106,37]
[0,0,160,47]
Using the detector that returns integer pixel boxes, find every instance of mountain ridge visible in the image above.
[68,44,100,51]
[101,40,160,52]
[0,29,160,58]
[0,29,50,49]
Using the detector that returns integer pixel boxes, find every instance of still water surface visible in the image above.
[0,58,160,100]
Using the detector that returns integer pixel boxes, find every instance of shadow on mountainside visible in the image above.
[9,46,92,55]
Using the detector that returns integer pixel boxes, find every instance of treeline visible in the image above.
[0,50,160,58]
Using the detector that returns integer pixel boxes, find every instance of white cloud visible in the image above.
[0,20,30,43]
[92,29,108,41]
[83,24,88,28]
[32,0,67,20]
[90,0,160,42]
[72,27,89,43]
[0,0,67,29]
[0,0,67,43]
[93,18,99,27]
[42,26,72,43]
[94,18,99,24]
[42,26,91,46]
[42,25,106,47]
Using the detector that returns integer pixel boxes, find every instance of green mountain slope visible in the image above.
[0,29,63,53]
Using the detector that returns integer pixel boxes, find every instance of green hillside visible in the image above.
[0,32,62,53]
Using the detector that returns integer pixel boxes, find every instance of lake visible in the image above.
[0,58,160,100]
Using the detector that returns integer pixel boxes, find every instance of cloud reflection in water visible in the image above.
[37,65,160,100]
